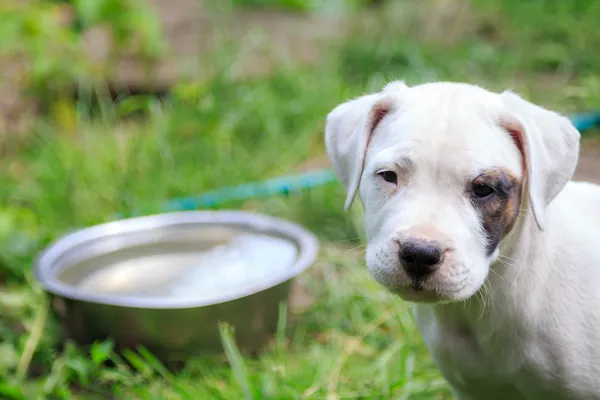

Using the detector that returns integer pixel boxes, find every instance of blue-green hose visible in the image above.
[164,168,337,211]
[570,112,600,133]
[123,112,600,217]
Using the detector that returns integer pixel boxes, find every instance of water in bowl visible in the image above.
[70,231,298,301]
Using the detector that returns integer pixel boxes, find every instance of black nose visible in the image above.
[399,239,443,280]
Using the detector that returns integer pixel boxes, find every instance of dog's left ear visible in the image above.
[499,91,580,230]
[325,81,409,210]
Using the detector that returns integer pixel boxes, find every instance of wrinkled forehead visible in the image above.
[368,96,523,179]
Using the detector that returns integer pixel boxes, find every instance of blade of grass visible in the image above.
[219,322,254,400]
[16,295,50,381]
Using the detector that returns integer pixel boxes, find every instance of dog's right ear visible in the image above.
[325,81,408,210]
[499,91,580,230]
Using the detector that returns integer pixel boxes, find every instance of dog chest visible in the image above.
[413,305,600,399]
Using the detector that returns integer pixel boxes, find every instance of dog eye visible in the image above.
[378,170,398,184]
[473,183,494,198]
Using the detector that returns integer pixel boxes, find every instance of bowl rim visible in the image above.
[34,210,320,309]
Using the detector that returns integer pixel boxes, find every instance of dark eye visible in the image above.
[473,183,494,198]
[378,170,398,184]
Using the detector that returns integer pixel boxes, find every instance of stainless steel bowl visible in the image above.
[34,211,319,360]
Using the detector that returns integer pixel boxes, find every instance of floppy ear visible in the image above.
[499,90,580,230]
[325,81,408,210]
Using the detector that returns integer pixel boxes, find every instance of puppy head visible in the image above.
[325,81,580,303]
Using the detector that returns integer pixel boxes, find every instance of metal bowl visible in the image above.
[34,211,319,360]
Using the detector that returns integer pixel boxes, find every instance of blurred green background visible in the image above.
[1,0,600,398]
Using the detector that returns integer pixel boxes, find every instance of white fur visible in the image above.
[325,81,600,399]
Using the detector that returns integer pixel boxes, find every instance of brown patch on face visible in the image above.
[468,168,522,256]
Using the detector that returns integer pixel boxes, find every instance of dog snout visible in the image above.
[398,238,443,280]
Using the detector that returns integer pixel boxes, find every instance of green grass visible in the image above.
[2,0,600,398]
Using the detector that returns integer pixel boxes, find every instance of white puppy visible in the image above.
[325,81,600,399]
